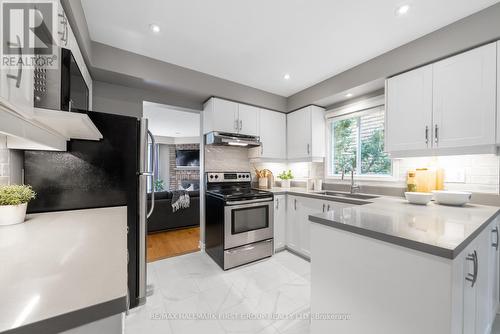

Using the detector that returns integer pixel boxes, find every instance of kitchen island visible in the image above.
[308,197,500,334]
[0,207,128,334]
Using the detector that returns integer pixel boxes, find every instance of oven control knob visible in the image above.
[209,175,213,179]
[215,175,219,179]
[246,175,250,178]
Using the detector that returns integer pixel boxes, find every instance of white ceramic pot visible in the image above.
[405,192,433,205]
[281,179,291,189]
[0,203,28,226]
[432,190,472,206]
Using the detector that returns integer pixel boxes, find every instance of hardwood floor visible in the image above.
[147,227,200,262]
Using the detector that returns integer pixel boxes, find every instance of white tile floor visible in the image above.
[125,251,311,334]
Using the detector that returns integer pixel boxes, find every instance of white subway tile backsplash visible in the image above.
[397,154,499,194]
[469,175,499,185]
[470,167,499,176]
[205,146,251,172]
[0,164,9,176]
[0,148,8,164]
[0,177,8,185]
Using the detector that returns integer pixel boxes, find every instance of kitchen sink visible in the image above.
[315,191,379,200]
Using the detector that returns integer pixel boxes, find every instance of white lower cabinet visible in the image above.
[286,195,300,252]
[461,217,499,334]
[273,195,286,251]
[283,194,351,259]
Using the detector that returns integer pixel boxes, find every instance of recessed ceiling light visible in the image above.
[396,4,410,16]
[283,74,291,80]
[149,24,161,33]
[345,93,353,98]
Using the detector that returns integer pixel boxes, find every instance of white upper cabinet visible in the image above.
[287,106,325,161]
[256,109,286,160]
[203,98,239,133]
[432,43,496,149]
[0,8,34,119]
[203,98,259,136]
[287,108,310,159]
[386,42,497,157]
[237,103,259,136]
[386,65,433,153]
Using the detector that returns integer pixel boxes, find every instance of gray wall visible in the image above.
[91,43,288,112]
[0,136,23,185]
[287,2,500,111]
[92,81,203,118]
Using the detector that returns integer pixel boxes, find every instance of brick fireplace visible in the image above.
[168,143,200,190]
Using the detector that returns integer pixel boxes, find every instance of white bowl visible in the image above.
[405,192,433,205]
[432,190,472,206]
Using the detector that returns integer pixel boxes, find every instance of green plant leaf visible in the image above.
[0,185,36,206]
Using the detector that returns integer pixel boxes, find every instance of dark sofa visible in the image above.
[147,191,200,233]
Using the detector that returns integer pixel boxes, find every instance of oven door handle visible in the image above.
[225,198,273,205]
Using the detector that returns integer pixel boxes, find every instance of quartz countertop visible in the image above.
[0,207,128,334]
[308,196,500,259]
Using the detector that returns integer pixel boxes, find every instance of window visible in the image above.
[328,106,391,178]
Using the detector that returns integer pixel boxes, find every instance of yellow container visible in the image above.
[436,168,445,190]
[407,170,417,192]
[415,168,436,193]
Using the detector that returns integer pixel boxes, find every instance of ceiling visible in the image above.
[81,0,499,97]
[143,102,200,138]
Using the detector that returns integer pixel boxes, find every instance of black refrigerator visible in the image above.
[23,110,156,309]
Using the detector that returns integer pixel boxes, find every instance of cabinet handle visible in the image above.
[276,198,279,209]
[327,204,331,211]
[234,120,239,131]
[307,143,310,155]
[425,126,429,145]
[239,120,243,131]
[465,250,478,287]
[294,199,297,210]
[493,227,499,251]
[434,124,439,145]
[6,35,22,88]
[322,204,325,212]
[261,143,264,155]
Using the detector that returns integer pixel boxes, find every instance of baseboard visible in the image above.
[284,246,311,262]
[274,246,286,253]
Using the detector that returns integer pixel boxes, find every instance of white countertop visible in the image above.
[0,206,128,333]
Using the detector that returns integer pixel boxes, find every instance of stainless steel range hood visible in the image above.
[205,132,261,147]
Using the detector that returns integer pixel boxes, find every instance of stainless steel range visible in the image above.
[205,172,274,270]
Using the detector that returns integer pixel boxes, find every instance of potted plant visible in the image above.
[154,179,165,192]
[278,170,293,189]
[0,185,36,226]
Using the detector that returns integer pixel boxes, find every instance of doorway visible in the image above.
[143,101,201,261]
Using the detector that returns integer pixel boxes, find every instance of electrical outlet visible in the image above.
[444,168,466,183]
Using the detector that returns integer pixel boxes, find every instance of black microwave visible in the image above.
[34,48,89,112]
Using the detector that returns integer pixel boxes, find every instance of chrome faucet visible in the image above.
[350,168,360,194]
